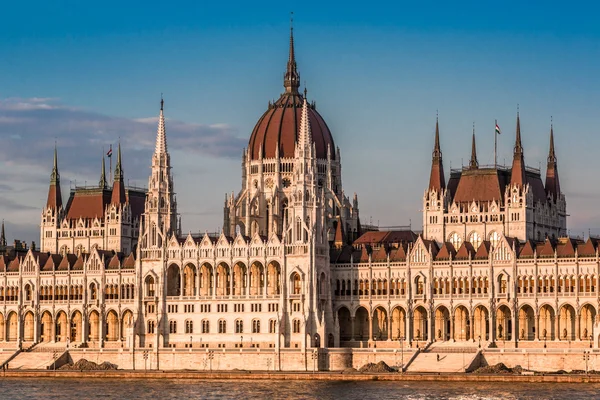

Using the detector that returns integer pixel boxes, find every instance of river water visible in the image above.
[1,378,598,399]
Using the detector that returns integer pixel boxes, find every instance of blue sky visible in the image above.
[1,1,600,242]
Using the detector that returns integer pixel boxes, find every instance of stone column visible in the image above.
[470,316,475,342]
[576,311,581,341]
[534,312,540,341]
[51,315,57,343]
[387,314,392,340]
[33,312,39,343]
[555,312,560,341]
[229,269,234,298]
[368,315,373,344]
[350,316,355,341]
[450,312,455,342]
[82,312,88,344]
[406,310,412,344]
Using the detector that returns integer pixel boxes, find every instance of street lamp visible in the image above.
[240,335,243,348]
[544,334,547,349]
[373,336,377,349]
[590,335,593,349]
[190,335,192,349]
[478,335,481,349]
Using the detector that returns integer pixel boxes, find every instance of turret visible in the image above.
[46,145,63,210]
[545,122,561,201]
[510,110,526,187]
[99,152,107,189]
[111,143,126,205]
[428,116,446,191]
[469,125,478,170]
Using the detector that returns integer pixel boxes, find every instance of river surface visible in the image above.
[0,378,599,399]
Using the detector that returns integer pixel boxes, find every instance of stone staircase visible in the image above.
[407,342,480,373]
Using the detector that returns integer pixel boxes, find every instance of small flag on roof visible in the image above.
[107,145,113,157]
[495,123,501,134]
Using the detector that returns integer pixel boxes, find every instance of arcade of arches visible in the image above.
[336,303,598,345]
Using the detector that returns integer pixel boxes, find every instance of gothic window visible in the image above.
[235,319,243,333]
[292,319,301,333]
[489,231,501,249]
[269,319,276,333]
[469,232,482,249]
[145,276,155,297]
[147,320,155,334]
[202,320,210,334]
[169,320,177,334]
[185,320,193,334]
[252,319,260,333]
[291,273,301,295]
[448,232,462,250]
[218,319,227,334]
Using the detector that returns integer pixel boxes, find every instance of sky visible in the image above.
[1,1,600,244]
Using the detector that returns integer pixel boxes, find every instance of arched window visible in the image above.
[489,231,501,249]
[147,320,155,334]
[145,276,155,297]
[448,232,462,250]
[202,320,210,334]
[169,320,177,334]
[252,319,260,333]
[292,273,301,295]
[90,283,97,300]
[185,320,193,334]
[218,320,227,334]
[292,319,301,333]
[235,319,243,334]
[469,231,482,249]
[269,319,276,333]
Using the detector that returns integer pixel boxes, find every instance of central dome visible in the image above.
[247,28,335,161]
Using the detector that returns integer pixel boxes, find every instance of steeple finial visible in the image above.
[46,144,63,209]
[100,151,107,189]
[155,96,168,154]
[0,220,6,248]
[515,104,523,154]
[114,141,123,181]
[428,114,446,191]
[545,118,560,200]
[50,142,59,184]
[510,107,526,187]
[469,123,478,169]
[284,12,300,94]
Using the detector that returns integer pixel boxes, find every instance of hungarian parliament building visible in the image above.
[0,28,596,354]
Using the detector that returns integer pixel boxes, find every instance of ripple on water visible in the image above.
[0,378,599,400]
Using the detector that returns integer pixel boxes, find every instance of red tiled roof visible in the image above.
[123,253,136,268]
[455,242,475,259]
[453,168,508,204]
[578,238,598,257]
[519,240,536,258]
[538,239,555,257]
[58,254,77,271]
[248,92,335,161]
[436,242,456,260]
[556,238,577,258]
[46,183,62,209]
[475,241,491,259]
[353,230,417,246]
[65,189,112,221]
[389,244,408,261]
[371,246,389,262]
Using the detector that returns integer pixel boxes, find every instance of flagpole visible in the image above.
[494,119,497,169]
[109,144,113,184]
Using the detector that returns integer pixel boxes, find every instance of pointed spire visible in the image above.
[100,152,107,189]
[46,144,63,209]
[155,95,167,154]
[428,113,446,191]
[510,108,526,187]
[469,123,478,169]
[545,119,560,200]
[0,220,6,248]
[298,96,312,150]
[111,142,126,205]
[283,12,300,94]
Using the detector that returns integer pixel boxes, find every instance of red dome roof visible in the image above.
[247,26,335,161]
[248,92,335,160]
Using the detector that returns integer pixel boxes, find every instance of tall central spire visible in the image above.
[46,144,63,209]
[510,109,526,187]
[428,115,446,191]
[545,121,561,200]
[111,142,126,205]
[469,124,478,169]
[155,96,167,155]
[283,14,300,94]
[99,152,107,189]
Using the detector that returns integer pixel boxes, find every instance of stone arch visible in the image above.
[559,303,576,341]
[88,310,100,342]
[354,306,369,341]
[23,311,35,342]
[233,262,247,296]
[199,263,213,296]
[519,304,535,341]
[580,303,596,342]
[539,303,555,341]
[40,311,52,342]
[434,305,450,341]
[144,275,156,297]
[413,306,428,342]
[496,304,512,341]
[391,306,406,340]
[166,264,181,297]
[6,312,18,342]
[267,261,281,296]
[55,310,68,342]
[106,310,119,341]
[249,261,264,296]
[121,309,134,341]
[290,271,302,295]
[372,306,388,341]
[473,305,489,341]
[337,306,352,342]
[453,305,470,341]
[182,263,197,297]
[215,262,231,296]
[70,310,82,343]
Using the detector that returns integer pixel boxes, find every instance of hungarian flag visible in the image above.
[495,123,501,134]
[107,145,112,157]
